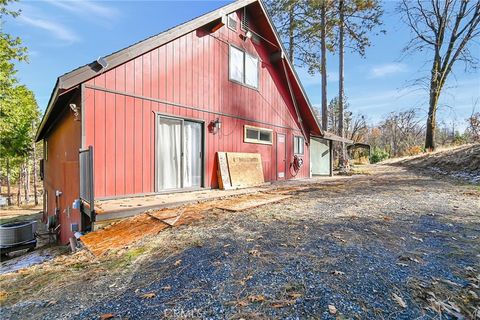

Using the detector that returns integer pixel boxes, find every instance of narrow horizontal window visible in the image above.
[244,125,273,145]
[294,136,305,155]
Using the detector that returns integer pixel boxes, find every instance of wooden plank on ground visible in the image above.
[226,152,264,188]
[216,194,291,212]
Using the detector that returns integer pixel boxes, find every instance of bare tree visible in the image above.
[466,99,480,142]
[399,0,480,150]
[346,113,368,142]
[375,109,425,156]
[466,112,480,141]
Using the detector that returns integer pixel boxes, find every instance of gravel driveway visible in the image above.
[2,165,479,319]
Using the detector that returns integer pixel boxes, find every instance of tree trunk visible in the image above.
[288,2,295,64]
[24,162,30,203]
[425,80,440,151]
[17,169,22,207]
[6,158,11,206]
[338,0,347,170]
[33,140,38,205]
[320,0,328,131]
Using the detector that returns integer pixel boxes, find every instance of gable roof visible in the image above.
[36,0,334,142]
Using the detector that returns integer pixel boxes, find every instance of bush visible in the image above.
[406,145,423,156]
[370,147,389,164]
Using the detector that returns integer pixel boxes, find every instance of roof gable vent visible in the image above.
[241,10,248,30]
[227,13,237,31]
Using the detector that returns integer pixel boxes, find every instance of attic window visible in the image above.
[229,45,259,89]
[227,13,237,31]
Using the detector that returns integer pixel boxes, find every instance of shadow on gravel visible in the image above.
[78,213,479,319]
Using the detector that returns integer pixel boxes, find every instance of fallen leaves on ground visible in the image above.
[271,299,296,308]
[328,305,337,314]
[392,293,407,308]
[248,295,266,303]
[288,292,302,299]
[141,292,156,299]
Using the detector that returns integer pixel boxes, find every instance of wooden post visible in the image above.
[69,237,78,253]
[329,140,333,177]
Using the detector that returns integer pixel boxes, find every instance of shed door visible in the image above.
[311,137,330,175]
[276,133,286,180]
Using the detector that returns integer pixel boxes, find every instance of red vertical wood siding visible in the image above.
[44,97,81,244]
[83,12,311,198]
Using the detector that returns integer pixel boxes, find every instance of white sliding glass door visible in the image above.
[157,117,182,190]
[183,121,202,188]
[156,116,203,191]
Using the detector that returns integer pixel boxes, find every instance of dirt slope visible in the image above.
[384,144,480,184]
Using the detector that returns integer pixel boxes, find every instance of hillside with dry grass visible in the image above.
[383,144,480,184]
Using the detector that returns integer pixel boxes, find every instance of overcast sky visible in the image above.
[5,0,480,131]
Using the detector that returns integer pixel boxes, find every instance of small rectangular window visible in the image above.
[294,136,305,155]
[229,46,244,83]
[227,13,237,31]
[244,125,273,145]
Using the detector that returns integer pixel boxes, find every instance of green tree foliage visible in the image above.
[0,0,40,205]
[265,0,336,71]
[0,0,27,94]
[339,0,384,56]
[369,147,389,164]
[0,85,39,159]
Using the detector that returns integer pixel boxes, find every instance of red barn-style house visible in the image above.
[36,0,346,243]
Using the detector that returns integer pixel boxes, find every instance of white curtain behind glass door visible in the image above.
[183,121,202,188]
[157,118,182,190]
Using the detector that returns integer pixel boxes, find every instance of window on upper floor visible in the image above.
[229,45,259,89]
[294,136,305,155]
